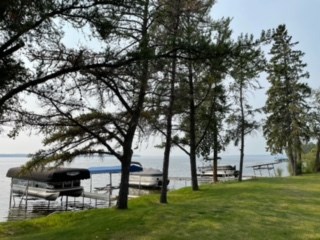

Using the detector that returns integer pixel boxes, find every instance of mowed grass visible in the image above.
[1,174,320,240]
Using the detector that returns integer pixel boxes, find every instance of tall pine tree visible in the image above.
[264,25,311,175]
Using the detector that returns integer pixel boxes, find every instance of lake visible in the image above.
[0,154,289,222]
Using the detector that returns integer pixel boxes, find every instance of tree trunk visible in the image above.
[287,142,296,176]
[238,85,245,182]
[160,0,181,204]
[316,138,320,172]
[212,103,218,183]
[213,146,218,183]
[289,140,303,176]
[188,56,199,191]
[117,151,132,209]
[117,0,150,208]
[160,56,175,203]
[186,10,199,191]
[160,126,171,204]
[296,150,302,175]
[238,139,244,182]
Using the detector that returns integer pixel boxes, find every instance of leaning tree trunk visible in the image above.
[117,0,150,208]
[117,104,146,209]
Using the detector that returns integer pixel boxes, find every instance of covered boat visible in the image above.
[6,167,91,201]
[87,161,166,189]
[129,167,167,189]
[87,162,143,192]
[198,165,239,178]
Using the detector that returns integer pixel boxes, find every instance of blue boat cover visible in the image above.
[88,164,143,175]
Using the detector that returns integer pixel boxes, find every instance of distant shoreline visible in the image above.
[0,153,281,158]
[0,154,28,158]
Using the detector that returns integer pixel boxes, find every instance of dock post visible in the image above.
[89,176,92,205]
[109,173,112,188]
[138,176,142,195]
[82,193,84,209]
[66,196,68,211]
[9,178,13,209]
[90,175,92,193]
[25,180,30,210]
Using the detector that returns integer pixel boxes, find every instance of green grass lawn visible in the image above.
[1,174,320,240]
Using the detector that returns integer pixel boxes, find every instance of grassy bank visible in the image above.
[1,174,320,240]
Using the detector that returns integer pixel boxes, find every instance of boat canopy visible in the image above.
[88,164,143,175]
[6,167,91,182]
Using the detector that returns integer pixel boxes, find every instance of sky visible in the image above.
[0,0,319,156]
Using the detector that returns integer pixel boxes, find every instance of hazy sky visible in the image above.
[1,0,319,156]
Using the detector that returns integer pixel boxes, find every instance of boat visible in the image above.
[6,167,91,201]
[88,161,143,175]
[87,162,143,192]
[198,165,239,178]
[129,162,169,189]
[87,161,164,190]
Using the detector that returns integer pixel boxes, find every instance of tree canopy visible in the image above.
[263,25,311,175]
[0,2,317,210]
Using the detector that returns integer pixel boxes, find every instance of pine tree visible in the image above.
[263,25,311,175]
[17,0,157,209]
[309,89,320,171]
[227,34,265,181]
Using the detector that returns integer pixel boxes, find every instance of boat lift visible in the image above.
[247,162,280,177]
[83,163,143,206]
[6,164,143,220]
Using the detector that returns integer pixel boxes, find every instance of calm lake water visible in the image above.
[0,154,289,222]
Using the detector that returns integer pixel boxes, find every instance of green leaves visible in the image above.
[264,25,311,175]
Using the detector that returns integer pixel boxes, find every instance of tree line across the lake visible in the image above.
[0,0,319,209]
